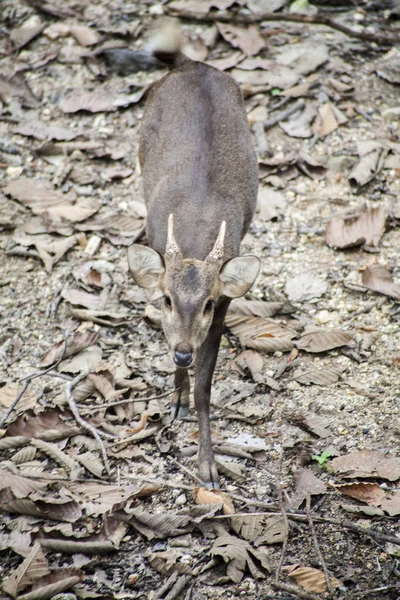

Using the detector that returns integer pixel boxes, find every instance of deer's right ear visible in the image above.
[128,245,165,289]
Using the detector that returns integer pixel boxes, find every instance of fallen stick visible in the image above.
[166,8,400,46]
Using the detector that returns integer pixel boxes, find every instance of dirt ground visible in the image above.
[1,1,400,599]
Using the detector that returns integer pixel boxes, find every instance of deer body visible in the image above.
[128,37,259,488]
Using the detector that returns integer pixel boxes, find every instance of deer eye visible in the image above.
[164,295,172,308]
[204,299,214,313]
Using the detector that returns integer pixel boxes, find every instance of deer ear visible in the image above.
[128,245,165,289]
[219,256,260,298]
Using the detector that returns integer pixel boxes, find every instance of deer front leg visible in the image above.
[194,298,230,489]
[171,367,190,420]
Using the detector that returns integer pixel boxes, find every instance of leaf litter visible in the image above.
[1,0,400,597]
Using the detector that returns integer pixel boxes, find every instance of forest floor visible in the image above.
[1,1,400,599]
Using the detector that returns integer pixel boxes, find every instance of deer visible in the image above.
[128,23,260,489]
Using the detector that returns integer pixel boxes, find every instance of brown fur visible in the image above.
[129,42,259,487]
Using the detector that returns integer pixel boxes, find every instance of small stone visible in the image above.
[382,107,400,122]
[287,381,301,391]
[316,309,332,324]
[85,235,102,256]
[175,493,187,506]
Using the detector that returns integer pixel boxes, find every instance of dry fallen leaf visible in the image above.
[231,514,286,545]
[295,328,354,353]
[313,102,347,137]
[334,482,386,506]
[289,413,331,438]
[285,272,329,303]
[331,450,400,482]
[228,299,284,318]
[257,187,287,221]
[380,491,400,516]
[14,120,77,141]
[211,529,270,583]
[293,365,344,386]
[148,550,192,576]
[39,331,99,367]
[225,314,296,353]
[362,264,400,300]
[3,541,50,596]
[286,564,342,593]
[234,350,264,383]
[194,487,235,515]
[60,87,147,113]
[216,23,264,56]
[325,205,387,249]
[290,468,327,509]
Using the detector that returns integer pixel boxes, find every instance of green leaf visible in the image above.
[270,88,281,96]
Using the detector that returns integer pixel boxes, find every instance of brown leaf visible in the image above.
[4,409,79,440]
[10,22,45,50]
[39,331,99,367]
[289,413,331,438]
[183,34,208,62]
[290,468,327,509]
[228,299,284,318]
[231,514,286,545]
[59,346,103,374]
[234,350,263,383]
[3,541,50,596]
[325,206,387,249]
[194,487,235,515]
[296,328,354,353]
[17,569,84,600]
[4,178,100,224]
[286,564,342,593]
[293,365,344,386]
[334,482,386,506]
[0,383,37,417]
[348,141,388,190]
[380,491,400,516]
[70,24,101,46]
[257,187,287,221]
[362,264,400,299]
[216,23,265,56]
[285,272,329,303]
[215,458,246,483]
[207,51,244,71]
[313,102,347,137]
[126,507,192,540]
[225,314,297,353]
[148,550,192,576]
[331,450,400,481]
[231,65,298,90]
[59,87,147,113]
[13,120,77,141]
[0,491,82,522]
[34,236,78,273]
[211,530,270,583]
[0,473,49,499]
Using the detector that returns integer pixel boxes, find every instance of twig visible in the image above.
[66,372,111,476]
[264,99,305,129]
[275,449,290,585]
[126,474,194,491]
[271,582,321,600]
[168,456,204,486]
[166,8,400,46]
[306,492,333,595]
[79,388,176,411]
[0,336,68,428]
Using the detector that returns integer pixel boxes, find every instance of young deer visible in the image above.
[128,25,260,488]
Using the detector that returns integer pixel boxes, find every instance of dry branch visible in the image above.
[66,372,111,476]
[0,336,68,428]
[166,8,400,46]
[306,492,333,595]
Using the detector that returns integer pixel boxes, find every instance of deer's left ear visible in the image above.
[128,244,165,289]
[219,256,260,298]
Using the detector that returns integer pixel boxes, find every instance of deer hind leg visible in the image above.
[194,298,230,488]
[171,367,190,420]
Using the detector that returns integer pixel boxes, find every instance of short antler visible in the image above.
[165,213,182,259]
[206,221,226,264]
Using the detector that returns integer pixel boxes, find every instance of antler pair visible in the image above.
[166,213,226,264]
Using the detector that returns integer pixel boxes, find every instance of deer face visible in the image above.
[128,216,259,368]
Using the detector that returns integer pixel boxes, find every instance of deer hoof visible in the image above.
[170,404,189,420]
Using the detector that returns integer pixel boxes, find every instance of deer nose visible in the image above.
[173,351,193,368]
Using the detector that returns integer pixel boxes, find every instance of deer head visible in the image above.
[128,215,259,368]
